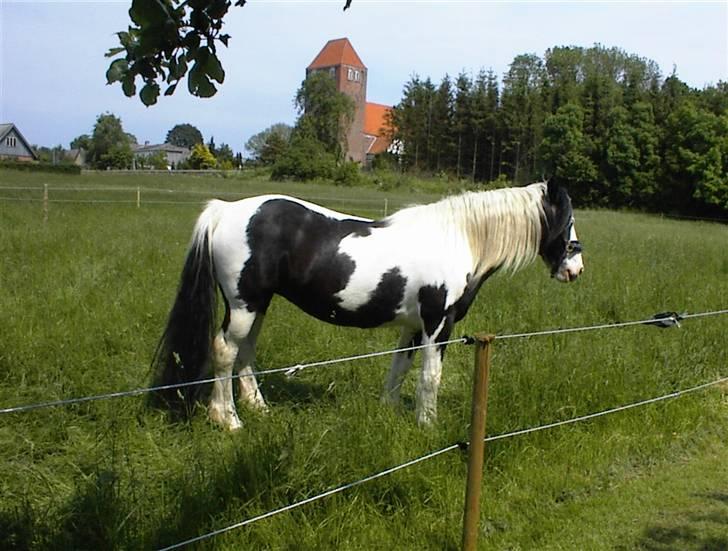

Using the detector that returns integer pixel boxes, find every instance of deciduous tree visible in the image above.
[88,113,136,169]
[166,123,203,148]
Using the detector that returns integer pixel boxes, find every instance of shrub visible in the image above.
[370,168,413,191]
[187,144,217,169]
[0,160,81,175]
[333,161,364,186]
[271,135,336,181]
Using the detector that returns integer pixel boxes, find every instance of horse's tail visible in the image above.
[151,200,226,415]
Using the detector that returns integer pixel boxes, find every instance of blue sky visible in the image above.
[1,1,726,153]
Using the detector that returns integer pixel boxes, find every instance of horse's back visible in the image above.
[208,195,384,318]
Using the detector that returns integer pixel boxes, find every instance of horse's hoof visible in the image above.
[209,407,242,431]
[243,402,269,414]
[226,420,243,431]
[416,410,437,427]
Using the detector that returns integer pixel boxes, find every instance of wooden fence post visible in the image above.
[462,333,494,551]
[137,186,141,208]
[43,184,48,223]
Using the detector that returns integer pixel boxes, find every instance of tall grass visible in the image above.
[0,170,726,549]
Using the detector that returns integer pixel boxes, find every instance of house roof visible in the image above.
[133,143,189,154]
[0,122,38,160]
[307,38,366,70]
[364,102,392,136]
[363,103,394,155]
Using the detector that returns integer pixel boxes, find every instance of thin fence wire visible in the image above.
[0,337,468,415]
[158,443,462,551]
[495,309,728,340]
[2,310,727,416]
[158,373,728,550]
[0,185,402,207]
[3,185,727,224]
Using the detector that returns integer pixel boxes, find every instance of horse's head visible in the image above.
[539,179,584,283]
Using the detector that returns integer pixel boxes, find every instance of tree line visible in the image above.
[63,115,241,170]
[389,45,727,214]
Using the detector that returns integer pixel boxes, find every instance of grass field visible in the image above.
[1,169,727,550]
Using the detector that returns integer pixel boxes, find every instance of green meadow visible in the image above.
[1,170,726,550]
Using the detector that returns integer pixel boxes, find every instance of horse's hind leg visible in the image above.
[381,328,419,407]
[209,306,260,430]
[235,313,268,412]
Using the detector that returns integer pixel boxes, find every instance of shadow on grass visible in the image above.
[147,438,293,550]
[259,373,333,406]
[636,492,728,551]
[0,503,37,551]
[30,435,295,550]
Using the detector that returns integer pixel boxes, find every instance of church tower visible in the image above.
[306,38,367,163]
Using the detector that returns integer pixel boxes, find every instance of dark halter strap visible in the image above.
[565,218,583,256]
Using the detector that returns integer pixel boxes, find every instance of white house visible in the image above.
[0,123,38,161]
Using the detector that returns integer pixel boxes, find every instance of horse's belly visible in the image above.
[280,266,410,329]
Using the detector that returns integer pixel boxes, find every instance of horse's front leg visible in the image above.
[415,317,454,426]
[415,335,443,426]
[381,328,420,407]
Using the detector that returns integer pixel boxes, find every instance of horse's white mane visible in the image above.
[391,183,547,278]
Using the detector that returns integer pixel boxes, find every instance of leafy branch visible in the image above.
[106,0,352,106]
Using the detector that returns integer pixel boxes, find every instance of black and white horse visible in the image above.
[153,180,583,429]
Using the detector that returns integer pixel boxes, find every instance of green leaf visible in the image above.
[116,31,134,49]
[188,64,217,98]
[167,57,177,84]
[183,32,201,56]
[122,73,137,97]
[207,0,231,20]
[219,34,230,47]
[204,51,225,83]
[129,0,168,27]
[189,8,210,34]
[164,83,178,96]
[137,27,165,57]
[105,59,128,84]
[140,83,160,106]
[105,46,125,59]
[175,56,188,79]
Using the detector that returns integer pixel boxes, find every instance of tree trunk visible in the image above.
[457,133,462,179]
[489,137,495,181]
[471,135,478,182]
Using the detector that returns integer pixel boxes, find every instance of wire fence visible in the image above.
[0,184,401,212]
[2,307,726,550]
[2,184,727,224]
[159,373,728,550]
[1,310,726,416]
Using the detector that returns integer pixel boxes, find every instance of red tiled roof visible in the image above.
[307,38,366,70]
[364,102,393,155]
[364,102,392,136]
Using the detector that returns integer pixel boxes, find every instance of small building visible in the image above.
[66,148,87,166]
[306,38,393,164]
[0,123,38,161]
[133,142,190,168]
